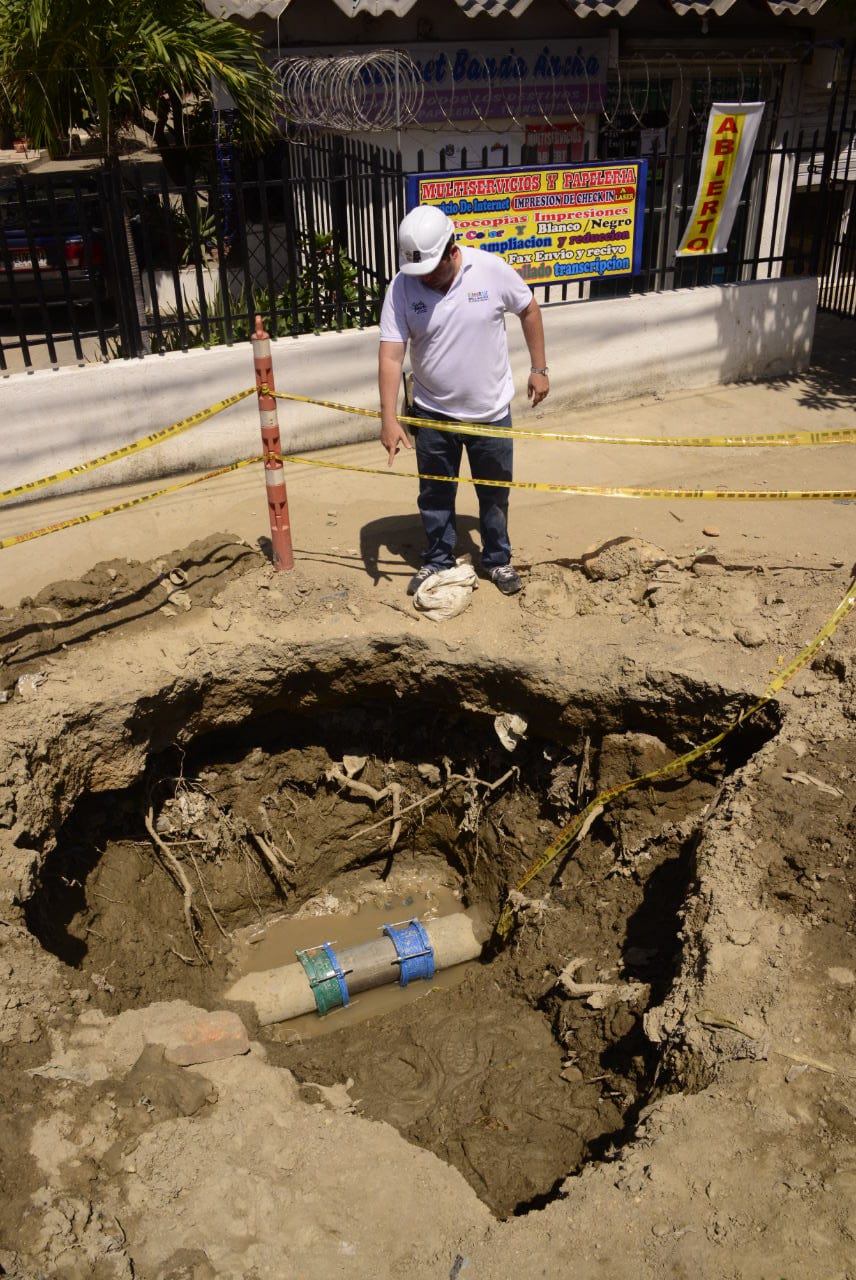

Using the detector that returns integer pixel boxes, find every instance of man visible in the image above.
[378,205,549,597]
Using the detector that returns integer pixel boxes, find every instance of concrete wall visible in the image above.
[2,277,817,506]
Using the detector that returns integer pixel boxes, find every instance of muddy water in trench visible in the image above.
[271,949,619,1219]
[232,882,481,1039]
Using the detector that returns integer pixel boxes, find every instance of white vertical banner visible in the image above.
[676,102,765,257]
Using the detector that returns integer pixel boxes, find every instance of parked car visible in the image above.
[0,176,110,307]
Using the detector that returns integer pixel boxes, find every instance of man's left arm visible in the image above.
[518,297,549,407]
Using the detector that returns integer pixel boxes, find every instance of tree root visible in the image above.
[145,807,207,963]
[556,803,605,885]
[327,766,403,851]
[345,766,518,848]
[250,829,295,893]
[557,957,648,1006]
[186,848,229,939]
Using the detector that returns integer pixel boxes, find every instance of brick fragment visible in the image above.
[160,1010,249,1066]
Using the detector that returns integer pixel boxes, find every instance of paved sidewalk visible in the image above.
[2,314,854,606]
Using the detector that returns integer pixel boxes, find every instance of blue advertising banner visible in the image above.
[407,161,648,284]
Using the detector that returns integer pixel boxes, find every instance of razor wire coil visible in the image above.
[273,44,800,149]
[274,50,425,131]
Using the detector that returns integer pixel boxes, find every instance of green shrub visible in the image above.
[110,232,376,357]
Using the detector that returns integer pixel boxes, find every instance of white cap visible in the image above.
[398,206,456,276]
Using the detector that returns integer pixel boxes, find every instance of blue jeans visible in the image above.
[409,403,513,572]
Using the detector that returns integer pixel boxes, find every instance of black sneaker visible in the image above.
[407,565,441,596]
[489,564,522,595]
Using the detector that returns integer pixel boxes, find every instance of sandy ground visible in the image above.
[1,313,856,1279]
[3,314,856,601]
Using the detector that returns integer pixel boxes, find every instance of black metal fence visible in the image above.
[0,136,405,370]
[0,53,853,371]
[811,45,856,320]
[118,135,405,357]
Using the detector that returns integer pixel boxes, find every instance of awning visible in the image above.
[568,0,825,12]
[668,0,737,15]
[766,0,828,11]
[206,0,828,15]
[203,0,292,15]
[452,0,537,13]
[329,0,420,12]
[330,0,534,10]
[565,0,640,13]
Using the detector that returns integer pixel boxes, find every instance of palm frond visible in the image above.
[0,0,279,155]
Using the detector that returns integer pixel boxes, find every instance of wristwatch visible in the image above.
[530,366,549,375]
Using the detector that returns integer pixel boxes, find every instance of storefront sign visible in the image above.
[676,102,765,257]
[407,161,647,284]
[524,122,585,164]
[369,40,608,123]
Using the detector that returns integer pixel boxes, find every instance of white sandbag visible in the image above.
[413,563,479,621]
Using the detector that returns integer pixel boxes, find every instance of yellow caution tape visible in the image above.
[274,452,856,502]
[5,375,853,511]
[4,428,854,948]
[495,573,856,939]
[0,388,256,506]
[265,387,856,450]
[6,444,856,555]
[0,457,263,550]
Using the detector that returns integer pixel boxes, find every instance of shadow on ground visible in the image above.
[769,312,856,412]
[359,513,483,585]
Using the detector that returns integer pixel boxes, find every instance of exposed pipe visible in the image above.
[225,913,488,1025]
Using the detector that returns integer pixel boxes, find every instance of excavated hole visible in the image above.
[23,677,778,1220]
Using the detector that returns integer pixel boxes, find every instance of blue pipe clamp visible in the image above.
[296,942,350,1016]
[383,918,435,987]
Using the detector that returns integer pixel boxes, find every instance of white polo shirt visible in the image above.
[379,245,533,423]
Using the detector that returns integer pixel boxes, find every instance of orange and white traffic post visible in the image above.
[252,314,294,571]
